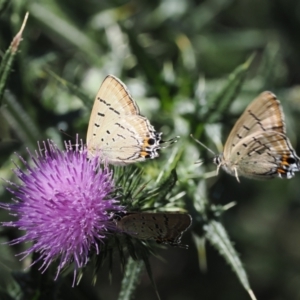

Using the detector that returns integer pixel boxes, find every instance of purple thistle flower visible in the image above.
[1,139,124,285]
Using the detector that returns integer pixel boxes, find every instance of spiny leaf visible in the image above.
[118,257,144,300]
[0,12,29,105]
[46,69,93,109]
[142,169,178,208]
[113,164,181,211]
[141,254,161,300]
[155,143,182,184]
[113,166,145,205]
[192,233,207,272]
[29,2,102,65]
[257,41,280,90]
[122,25,172,110]
[2,91,41,149]
[205,220,257,300]
[202,53,255,123]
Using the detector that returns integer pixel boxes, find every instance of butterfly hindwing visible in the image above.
[227,132,299,179]
[88,115,161,164]
[215,91,300,180]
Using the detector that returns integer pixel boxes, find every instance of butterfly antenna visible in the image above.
[59,129,82,151]
[160,136,180,149]
[190,134,216,156]
[59,129,74,140]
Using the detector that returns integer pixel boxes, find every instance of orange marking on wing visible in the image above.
[277,168,286,174]
[142,138,157,150]
[142,140,149,148]
[140,151,150,157]
[281,155,291,166]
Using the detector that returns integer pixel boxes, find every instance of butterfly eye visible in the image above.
[213,155,221,165]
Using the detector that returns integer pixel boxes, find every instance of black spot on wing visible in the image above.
[127,128,136,135]
[287,157,296,164]
[255,150,263,155]
[246,136,273,157]
[109,107,120,115]
[148,138,155,145]
[270,125,284,131]
[115,123,125,129]
[98,97,122,114]
[248,110,266,131]
[99,97,111,106]
[130,135,140,143]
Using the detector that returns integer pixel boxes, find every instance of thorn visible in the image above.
[11,12,29,53]
[234,167,240,183]
[59,129,73,139]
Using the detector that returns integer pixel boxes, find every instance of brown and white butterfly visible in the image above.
[113,212,192,247]
[86,75,162,165]
[194,91,300,181]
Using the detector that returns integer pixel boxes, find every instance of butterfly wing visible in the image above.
[87,75,162,164]
[219,91,300,179]
[115,213,192,246]
[87,75,139,145]
[225,131,300,179]
[223,91,285,159]
[89,115,161,164]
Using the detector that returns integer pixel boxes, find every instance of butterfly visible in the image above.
[194,91,300,182]
[113,212,192,247]
[86,75,163,165]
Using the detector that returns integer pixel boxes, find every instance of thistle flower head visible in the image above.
[1,139,124,284]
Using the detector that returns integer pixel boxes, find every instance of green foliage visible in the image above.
[1,1,300,300]
[118,258,145,300]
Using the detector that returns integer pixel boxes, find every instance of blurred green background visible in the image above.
[1,0,300,299]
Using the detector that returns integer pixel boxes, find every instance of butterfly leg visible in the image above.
[216,163,221,175]
[234,167,240,183]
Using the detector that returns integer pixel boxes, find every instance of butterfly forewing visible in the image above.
[86,75,162,164]
[99,75,140,115]
[114,212,192,246]
[223,92,285,159]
